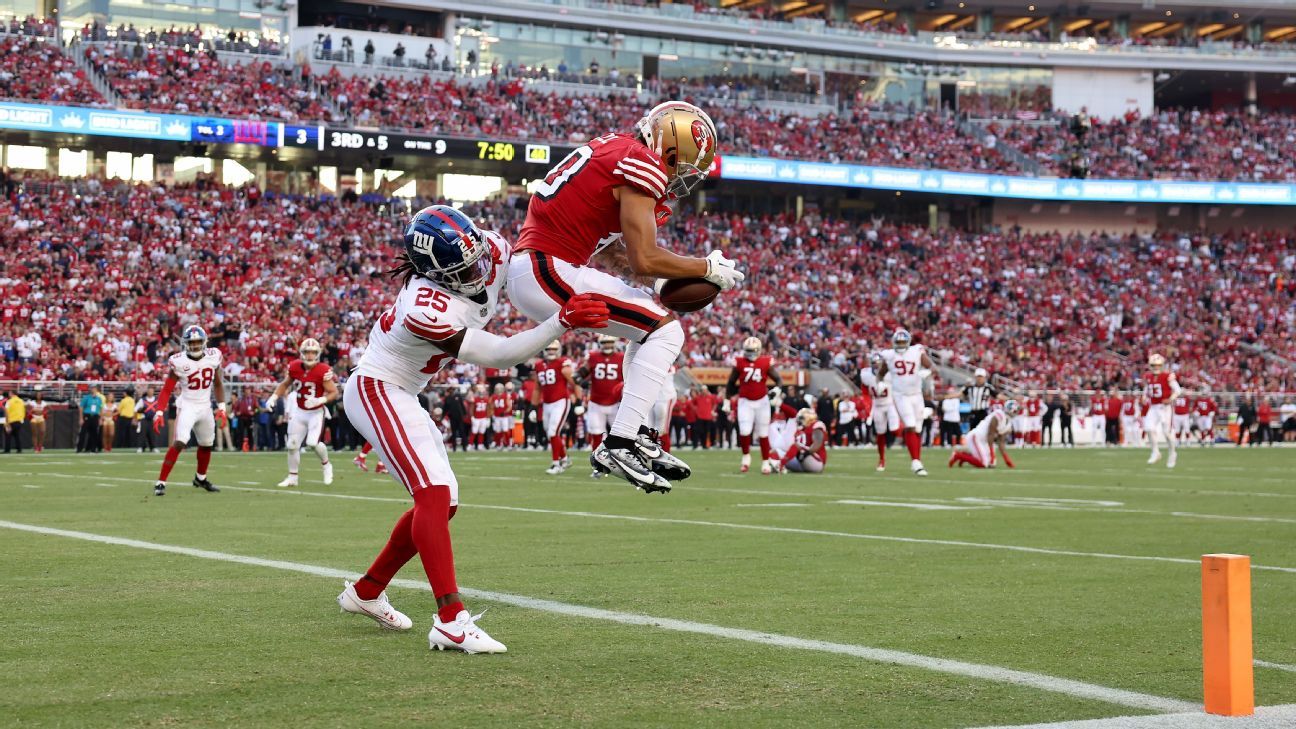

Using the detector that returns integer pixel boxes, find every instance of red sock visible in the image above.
[758,437,771,460]
[738,434,751,455]
[876,436,887,463]
[195,445,212,476]
[960,451,986,468]
[157,444,183,481]
[361,442,373,456]
[590,433,603,451]
[661,433,671,452]
[410,486,462,623]
[781,443,800,467]
[904,430,922,460]
[356,508,417,600]
[550,435,566,461]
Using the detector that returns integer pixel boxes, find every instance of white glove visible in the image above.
[216,402,227,414]
[918,368,933,380]
[574,405,586,416]
[703,250,744,291]
[304,396,327,409]
[265,394,279,411]
[527,410,537,423]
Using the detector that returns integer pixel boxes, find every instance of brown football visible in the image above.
[658,278,721,313]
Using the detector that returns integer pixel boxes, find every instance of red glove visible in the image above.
[654,202,672,227]
[999,444,1015,469]
[558,293,610,330]
[152,411,164,434]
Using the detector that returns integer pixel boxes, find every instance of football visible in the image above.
[658,278,721,312]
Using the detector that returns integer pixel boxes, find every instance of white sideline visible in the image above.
[966,703,1296,729]
[0,518,1196,714]
[1254,660,1296,674]
[8,472,1296,575]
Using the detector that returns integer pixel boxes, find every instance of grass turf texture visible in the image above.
[2,446,1294,728]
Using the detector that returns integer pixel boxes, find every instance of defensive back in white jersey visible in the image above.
[167,348,223,406]
[880,345,926,396]
[356,231,512,393]
[858,368,892,405]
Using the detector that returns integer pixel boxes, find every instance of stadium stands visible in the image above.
[3,177,1291,393]
[0,35,105,107]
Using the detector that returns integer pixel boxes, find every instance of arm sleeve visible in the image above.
[456,316,566,369]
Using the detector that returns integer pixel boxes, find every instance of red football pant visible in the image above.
[951,451,986,468]
[356,487,462,622]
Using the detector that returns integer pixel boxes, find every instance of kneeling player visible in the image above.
[776,409,828,474]
[336,205,610,654]
[151,325,224,496]
[266,338,338,487]
[949,400,1019,469]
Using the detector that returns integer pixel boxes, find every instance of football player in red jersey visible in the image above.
[775,409,829,474]
[726,337,782,473]
[580,334,625,461]
[1171,390,1193,441]
[1143,353,1182,467]
[533,342,581,474]
[1192,389,1218,446]
[508,101,744,494]
[490,384,515,450]
[266,338,339,487]
[468,384,491,450]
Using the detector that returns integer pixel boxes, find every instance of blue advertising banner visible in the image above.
[718,156,1296,206]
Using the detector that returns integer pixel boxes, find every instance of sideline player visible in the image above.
[775,408,828,474]
[581,334,623,475]
[859,353,898,471]
[468,384,491,450]
[877,329,933,476]
[727,336,782,473]
[336,205,611,654]
[1171,390,1193,442]
[266,338,339,487]
[534,342,580,474]
[1143,353,1182,467]
[490,384,514,450]
[507,100,742,492]
[1193,389,1218,446]
[949,400,1019,469]
[352,441,389,474]
[151,325,224,496]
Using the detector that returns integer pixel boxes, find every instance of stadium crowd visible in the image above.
[0,35,106,107]
[2,176,1292,397]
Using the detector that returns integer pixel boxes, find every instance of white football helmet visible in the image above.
[742,336,762,360]
[1148,353,1165,372]
[796,408,817,426]
[299,338,322,366]
[869,352,885,374]
[543,341,561,361]
[493,383,505,394]
[598,334,617,355]
[892,328,912,353]
[181,325,207,360]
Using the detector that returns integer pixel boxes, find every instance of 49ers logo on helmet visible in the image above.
[691,119,713,160]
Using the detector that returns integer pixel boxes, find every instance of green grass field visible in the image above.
[2,445,1295,728]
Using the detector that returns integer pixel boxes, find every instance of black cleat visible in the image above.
[192,476,220,493]
[154,482,166,496]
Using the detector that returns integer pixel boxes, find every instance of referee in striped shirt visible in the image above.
[965,368,996,427]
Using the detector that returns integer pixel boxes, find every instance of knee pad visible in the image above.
[286,436,303,450]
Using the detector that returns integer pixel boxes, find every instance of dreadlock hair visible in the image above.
[387,252,420,288]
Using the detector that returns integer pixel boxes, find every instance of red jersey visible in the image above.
[485,367,512,380]
[535,357,573,403]
[693,392,717,421]
[586,351,624,406]
[1025,398,1043,417]
[288,359,334,411]
[1144,371,1175,404]
[1120,399,1136,417]
[797,421,829,462]
[491,393,513,417]
[516,133,669,266]
[1105,397,1123,419]
[733,355,775,400]
[1090,395,1105,415]
[1193,397,1217,417]
[471,398,490,418]
[1172,396,1191,415]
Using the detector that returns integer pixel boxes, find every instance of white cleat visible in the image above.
[1147,451,1161,465]
[545,461,568,475]
[1166,452,1177,469]
[277,475,298,488]
[337,580,412,631]
[322,462,334,485]
[876,463,886,472]
[911,460,928,477]
[429,609,507,654]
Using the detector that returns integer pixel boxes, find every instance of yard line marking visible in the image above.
[734,503,812,508]
[11,474,1296,575]
[0,518,1197,714]
[21,484,41,489]
[966,703,1296,729]
[834,499,988,511]
[1255,659,1296,673]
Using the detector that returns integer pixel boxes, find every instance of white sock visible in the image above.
[610,320,683,440]
[314,442,329,464]
[287,444,301,474]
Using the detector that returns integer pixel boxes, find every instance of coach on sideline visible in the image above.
[965,368,995,427]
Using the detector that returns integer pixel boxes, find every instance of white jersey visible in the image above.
[355,231,511,393]
[167,348,223,406]
[880,345,926,396]
[971,408,1010,441]
[859,369,892,406]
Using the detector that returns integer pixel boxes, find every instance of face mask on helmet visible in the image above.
[405,206,493,296]
[183,327,207,359]
[600,338,617,355]
[441,246,492,296]
[543,345,561,361]
[869,354,884,374]
[892,330,911,353]
[300,341,321,365]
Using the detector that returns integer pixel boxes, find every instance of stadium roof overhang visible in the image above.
[384,0,1296,73]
